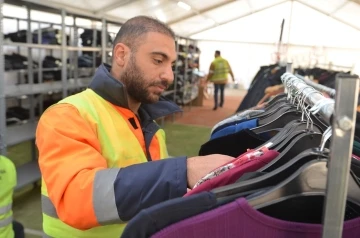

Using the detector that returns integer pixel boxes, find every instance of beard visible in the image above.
[120,55,168,104]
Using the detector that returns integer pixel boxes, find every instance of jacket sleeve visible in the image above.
[36,104,188,230]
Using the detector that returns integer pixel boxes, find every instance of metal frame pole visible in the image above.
[27,7,35,121]
[73,16,79,86]
[61,9,68,98]
[0,0,6,155]
[92,24,97,71]
[101,18,106,63]
[37,23,43,114]
[322,74,360,238]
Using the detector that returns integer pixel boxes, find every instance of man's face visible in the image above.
[120,32,176,104]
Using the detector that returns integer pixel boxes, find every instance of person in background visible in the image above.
[0,155,25,238]
[206,50,235,110]
[36,16,234,237]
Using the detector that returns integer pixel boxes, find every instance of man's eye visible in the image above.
[154,59,162,65]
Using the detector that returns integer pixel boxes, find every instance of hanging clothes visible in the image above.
[150,198,360,238]
[210,118,259,140]
[185,150,279,196]
[199,129,267,157]
[211,110,264,135]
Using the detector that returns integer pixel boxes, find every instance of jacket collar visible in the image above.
[88,63,182,120]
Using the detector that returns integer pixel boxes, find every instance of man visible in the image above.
[207,50,235,110]
[0,155,25,238]
[36,16,234,237]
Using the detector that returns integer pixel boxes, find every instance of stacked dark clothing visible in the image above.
[236,64,286,112]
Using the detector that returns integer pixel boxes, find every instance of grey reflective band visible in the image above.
[0,215,12,228]
[0,204,11,215]
[93,168,123,225]
[41,195,58,219]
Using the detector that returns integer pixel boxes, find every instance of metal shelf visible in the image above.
[6,122,37,147]
[67,46,101,52]
[5,42,105,52]
[5,42,62,50]
[15,160,41,191]
[5,77,92,97]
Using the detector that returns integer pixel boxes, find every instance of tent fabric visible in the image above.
[10,0,360,48]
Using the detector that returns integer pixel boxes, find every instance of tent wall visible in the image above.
[197,40,360,89]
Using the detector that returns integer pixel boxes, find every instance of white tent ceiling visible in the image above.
[13,0,360,48]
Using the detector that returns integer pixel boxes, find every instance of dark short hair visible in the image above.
[113,16,175,52]
[215,50,221,55]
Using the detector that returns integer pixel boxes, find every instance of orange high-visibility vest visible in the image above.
[40,89,168,238]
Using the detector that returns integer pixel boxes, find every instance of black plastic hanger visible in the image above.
[273,121,322,151]
[212,148,329,199]
[259,131,323,172]
[264,120,322,151]
[253,120,301,150]
[248,160,360,209]
[257,99,292,119]
[251,110,302,134]
[263,93,287,109]
[257,105,297,125]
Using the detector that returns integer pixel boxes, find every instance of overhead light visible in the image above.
[207,18,216,25]
[177,1,191,11]
[155,10,167,23]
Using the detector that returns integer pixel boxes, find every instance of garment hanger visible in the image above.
[263,93,287,109]
[251,110,302,134]
[269,90,326,152]
[212,80,334,200]
[256,99,292,120]
[245,116,360,209]
[212,147,329,199]
[260,95,328,171]
[252,87,310,134]
[248,160,360,209]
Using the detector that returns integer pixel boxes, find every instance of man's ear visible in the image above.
[113,43,129,67]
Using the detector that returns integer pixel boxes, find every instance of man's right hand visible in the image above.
[186,154,235,188]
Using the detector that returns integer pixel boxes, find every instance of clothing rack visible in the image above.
[281,72,359,238]
[294,73,336,98]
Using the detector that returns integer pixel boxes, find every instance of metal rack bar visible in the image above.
[282,72,360,238]
[281,72,334,125]
[0,0,6,155]
[295,74,336,98]
[322,74,359,238]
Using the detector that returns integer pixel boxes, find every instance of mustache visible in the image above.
[149,81,169,89]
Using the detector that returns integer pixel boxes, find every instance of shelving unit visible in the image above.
[163,36,200,110]
[0,0,198,190]
[0,1,118,191]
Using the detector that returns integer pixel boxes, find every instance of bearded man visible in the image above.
[36,16,233,237]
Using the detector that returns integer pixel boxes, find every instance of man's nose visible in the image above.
[160,65,174,84]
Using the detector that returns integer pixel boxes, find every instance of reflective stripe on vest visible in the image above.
[0,204,11,215]
[41,89,168,238]
[0,215,12,228]
[211,57,229,82]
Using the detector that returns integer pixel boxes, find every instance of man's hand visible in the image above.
[186,154,235,188]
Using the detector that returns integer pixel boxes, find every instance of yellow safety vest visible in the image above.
[41,89,168,238]
[210,57,230,83]
[0,155,16,238]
